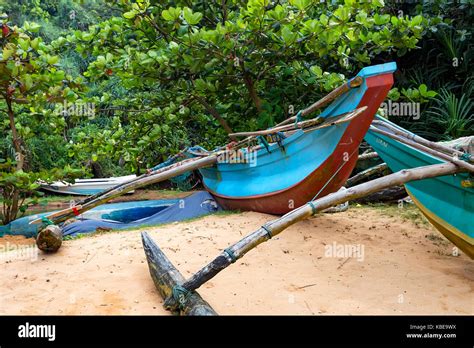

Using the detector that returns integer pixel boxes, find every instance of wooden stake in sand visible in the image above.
[141,232,217,315]
[145,162,464,313]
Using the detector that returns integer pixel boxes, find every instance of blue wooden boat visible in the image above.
[365,116,473,258]
[28,63,398,225]
[200,62,397,214]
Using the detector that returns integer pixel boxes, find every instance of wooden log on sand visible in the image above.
[154,162,465,311]
[354,185,407,204]
[36,225,62,252]
[141,232,217,316]
[357,152,378,161]
[346,163,389,187]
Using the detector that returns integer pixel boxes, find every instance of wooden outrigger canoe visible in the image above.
[365,116,474,259]
[31,62,397,226]
[200,62,397,214]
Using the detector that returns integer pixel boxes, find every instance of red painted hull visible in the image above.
[206,73,394,215]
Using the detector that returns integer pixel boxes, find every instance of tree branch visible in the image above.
[192,95,235,137]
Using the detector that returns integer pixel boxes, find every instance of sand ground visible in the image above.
[0,207,472,315]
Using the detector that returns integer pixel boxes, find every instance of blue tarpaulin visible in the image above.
[62,191,221,236]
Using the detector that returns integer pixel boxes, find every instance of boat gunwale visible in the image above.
[368,117,473,191]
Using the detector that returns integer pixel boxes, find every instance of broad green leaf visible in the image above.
[310,65,323,77]
[183,7,203,25]
[2,46,14,60]
[47,55,59,65]
[411,15,423,26]
[374,14,390,25]
[30,38,40,50]
[162,7,181,21]
[281,26,297,45]
[18,39,30,51]
[289,0,310,11]
[23,75,33,90]
[123,11,137,19]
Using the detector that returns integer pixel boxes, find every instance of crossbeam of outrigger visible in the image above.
[142,162,467,315]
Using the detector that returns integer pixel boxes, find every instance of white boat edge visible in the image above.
[39,174,137,196]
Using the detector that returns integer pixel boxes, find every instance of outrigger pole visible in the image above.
[31,77,365,227]
[143,162,466,314]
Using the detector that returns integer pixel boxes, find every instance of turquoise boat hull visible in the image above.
[365,116,474,258]
[201,63,397,214]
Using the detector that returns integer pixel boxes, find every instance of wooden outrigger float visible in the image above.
[142,232,217,315]
[142,161,468,315]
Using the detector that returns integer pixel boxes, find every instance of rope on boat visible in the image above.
[171,284,191,309]
[307,201,318,215]
[294,111,302,126]
[257,135,271,153]
[460,153,472,162]
[261,224,273,239]
[224,248,237,263]
[41,216,54,226]
[311,147,359,201]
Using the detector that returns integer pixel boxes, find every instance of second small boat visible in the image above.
[365,116,473,258]
[40,175,137,196]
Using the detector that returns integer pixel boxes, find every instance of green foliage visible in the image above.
[424,88,473,140]
[0,0,471,224]
[0,14,85,222]
[0,158,84,223]
[387,0,474,139]
[63,0,429,171]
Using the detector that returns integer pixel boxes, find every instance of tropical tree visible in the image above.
[61,0,429,172]
[0,15,83,223]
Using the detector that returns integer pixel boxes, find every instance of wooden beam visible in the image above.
[141,232,217,316]
[275,76,364,127]
[370,126,474,173]
[160,162,465,310]
[346,163,388,187]
[372,120,471,161]
[30,155,219,225]
[358,152,379,161]
[229,106,367,138]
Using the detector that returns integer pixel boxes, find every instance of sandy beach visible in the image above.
[0,206,472,315]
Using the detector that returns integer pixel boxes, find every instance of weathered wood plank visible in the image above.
[141,232,217,316]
